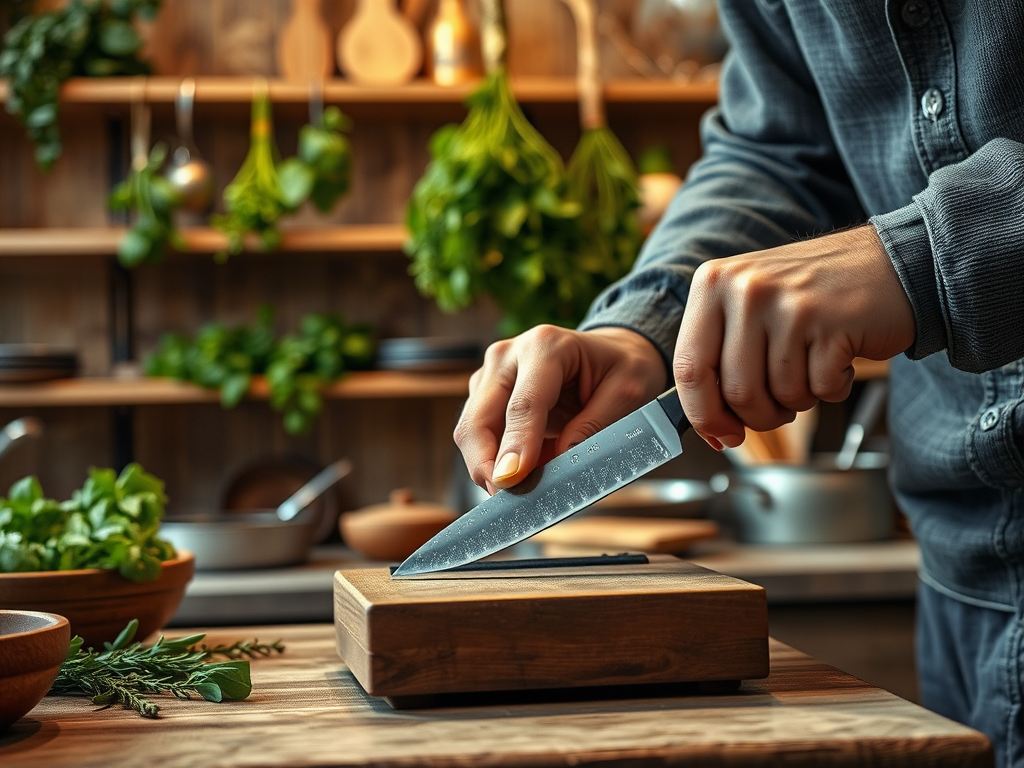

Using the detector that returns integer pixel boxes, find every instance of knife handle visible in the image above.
[656,387,690,433]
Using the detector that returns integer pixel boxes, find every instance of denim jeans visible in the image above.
[918,580,1024,768]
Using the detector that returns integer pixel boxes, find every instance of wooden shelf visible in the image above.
[0,76,718,108]
[0,371,471,408]
[0,225,408,257]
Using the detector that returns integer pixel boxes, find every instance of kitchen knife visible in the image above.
[391,387,690,578]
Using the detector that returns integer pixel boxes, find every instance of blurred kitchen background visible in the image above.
[0,0,915,702]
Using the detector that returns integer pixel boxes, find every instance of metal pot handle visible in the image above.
[710,472,773,511]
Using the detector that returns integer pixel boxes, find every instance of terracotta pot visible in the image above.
[0,610,70,732]
[0,552,194,649]
[341,490,458,562]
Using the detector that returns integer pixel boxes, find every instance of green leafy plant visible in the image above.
[49,619,284,718]
[107,142,184,267]
[266,312,375,434]
[406,68,591,336]
[0,0,159,169]
[144,304,276,409]
[565,127,642,289]
[278,106,353,213]
[210,87,288,260]
[0,463,176,581]
[145,307,375,434]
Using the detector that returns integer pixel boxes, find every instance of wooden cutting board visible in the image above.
[334,555,768,703]
[531,516,719,552]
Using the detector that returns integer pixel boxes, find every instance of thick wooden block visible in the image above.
[334,556,769,699]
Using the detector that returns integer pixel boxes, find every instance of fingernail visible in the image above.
[492,452,520,482]
[720,433,744,449]
[700,433,724,451]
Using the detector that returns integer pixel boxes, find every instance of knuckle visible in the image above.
[482,339,513,366]
[504,393,537,429]
[452,415,473,449]
[673,353,703,389]
[721,381,759,410]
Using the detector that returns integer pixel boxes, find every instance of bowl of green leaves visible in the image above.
[0,463,194,649]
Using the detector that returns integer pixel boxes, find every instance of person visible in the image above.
[452,1,1024,764]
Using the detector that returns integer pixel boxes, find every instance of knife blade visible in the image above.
[391,387,690,578]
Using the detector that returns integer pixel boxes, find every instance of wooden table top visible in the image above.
[1,624,992,768]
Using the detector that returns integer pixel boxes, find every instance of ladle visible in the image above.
[165,78,216,212]
[275,458,353,521]
[835,379,888,470]
[0,417,42,463]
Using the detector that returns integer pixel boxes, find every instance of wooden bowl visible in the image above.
[341,490,458,562]
[0,611,71,732]
[0,552,195,649]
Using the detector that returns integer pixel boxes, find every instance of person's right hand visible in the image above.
[454,325,668,495]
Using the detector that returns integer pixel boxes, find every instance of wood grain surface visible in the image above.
[1,623,993,768]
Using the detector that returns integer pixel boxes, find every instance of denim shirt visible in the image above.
[581,0,1024,610]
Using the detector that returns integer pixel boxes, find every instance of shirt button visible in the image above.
[921,88,944,121]
[980,407,1000,431]
[901,0,931,27]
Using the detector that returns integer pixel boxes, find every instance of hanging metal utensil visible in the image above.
[165,78,216,212]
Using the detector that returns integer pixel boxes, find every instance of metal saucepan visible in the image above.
[160,458,352,570]
[711,452,893,545]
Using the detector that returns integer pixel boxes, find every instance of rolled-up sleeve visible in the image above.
[872,138,1024,372]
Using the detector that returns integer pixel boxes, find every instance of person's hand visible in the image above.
[455,325,667,494]
[674,225,915,450]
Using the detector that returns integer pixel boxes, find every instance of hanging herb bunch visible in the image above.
[562,0,643,287]
[210,83,289,261]
[0,0,160,170]
[566,128,641,283]
[406,0,593,337]
[107,96,184,268]
[278,104,354,214]
[108,142,183,267]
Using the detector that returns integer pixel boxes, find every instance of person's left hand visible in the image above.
[673,225,915,450]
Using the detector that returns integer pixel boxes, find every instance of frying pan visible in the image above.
[160,459,352,570]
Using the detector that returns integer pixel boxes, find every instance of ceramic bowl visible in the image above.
[0,610,71,732]
[0,552,195,649]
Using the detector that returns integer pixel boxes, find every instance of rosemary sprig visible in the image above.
[48,619,284,718]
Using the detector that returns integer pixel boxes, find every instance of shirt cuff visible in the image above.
[870,203,946,360]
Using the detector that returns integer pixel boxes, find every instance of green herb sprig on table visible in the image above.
[278,106,353,214]
[107,142,184,267]
[0,0,160,169]
[210,86,288,261]
[406,68,588,336]
[145,308,375,434]
[50,619,284,718]
[0,463,175,581]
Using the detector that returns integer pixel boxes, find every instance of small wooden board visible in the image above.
[531,516,719,552]
[334,556,768,702]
